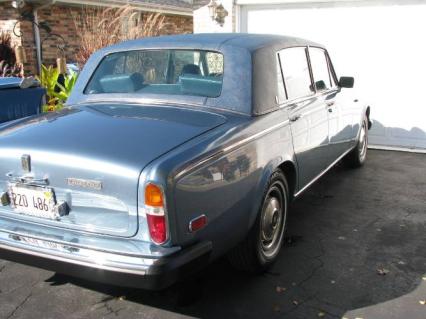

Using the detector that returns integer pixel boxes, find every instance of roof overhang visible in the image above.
[0,0,193,16]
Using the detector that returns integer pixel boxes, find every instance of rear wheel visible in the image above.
[228,170,289,273]
[344,118,368,168]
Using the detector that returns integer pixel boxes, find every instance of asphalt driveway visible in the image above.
[0,150,425,319]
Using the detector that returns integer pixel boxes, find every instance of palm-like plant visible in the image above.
[53,71,78,103]
[36,64,59,111]
[36,65,78,112]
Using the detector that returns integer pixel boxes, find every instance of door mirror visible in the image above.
[339,76,354,88]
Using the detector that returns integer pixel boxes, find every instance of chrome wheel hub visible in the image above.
[358,123,367,161]
[260,184,286,258]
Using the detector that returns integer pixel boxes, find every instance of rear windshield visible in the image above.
[85,50,224,98]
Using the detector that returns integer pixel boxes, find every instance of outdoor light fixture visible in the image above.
[15,45,26,65]
[207,0,228,27]
[11,1,67,75]
[11,0,25,9]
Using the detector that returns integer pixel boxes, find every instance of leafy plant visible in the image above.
[36,64,59,111]
[36,64,78,112]
[53,71,78,103]
[0,60,22,77]
[0,32,16,66]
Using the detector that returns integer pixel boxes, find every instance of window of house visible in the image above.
[278,47,314,100]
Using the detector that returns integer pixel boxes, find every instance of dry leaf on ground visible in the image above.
[377,268,389,275]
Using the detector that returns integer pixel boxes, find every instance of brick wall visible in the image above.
[0,3,20,46]
[0,3,193,75]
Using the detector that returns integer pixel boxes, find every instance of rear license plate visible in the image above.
[7,184,58,220]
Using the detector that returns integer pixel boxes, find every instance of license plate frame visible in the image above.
[7,183,59,220]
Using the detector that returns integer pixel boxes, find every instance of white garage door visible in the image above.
[239,2,426,151]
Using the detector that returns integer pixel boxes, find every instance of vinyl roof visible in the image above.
[70,33,325,116]
[108,33,322,53]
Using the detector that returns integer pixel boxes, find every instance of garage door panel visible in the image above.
[241,3,426,150]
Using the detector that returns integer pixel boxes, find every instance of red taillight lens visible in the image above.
[145,183,167,245]
[146,214,167,244]
[189,215,207,232]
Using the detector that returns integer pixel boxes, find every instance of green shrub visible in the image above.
[36,64,78,112]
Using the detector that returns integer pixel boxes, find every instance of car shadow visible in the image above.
[44,152,426,319]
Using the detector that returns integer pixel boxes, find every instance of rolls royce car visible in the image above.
[0,34,371,290]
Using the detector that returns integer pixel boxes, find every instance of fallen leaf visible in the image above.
[422,276,426,281]
[292,300,299,306]
[397,261,406,265]
[273,305,281,312]
[338,236,346,240]
[377,268,389,276]
[118,296,126,301]
[292,282,297,286]
[419,300,426,305]
[276,286,286,293]
[355,317,364,319]
[331,280,336,284]
[318,311,326,317]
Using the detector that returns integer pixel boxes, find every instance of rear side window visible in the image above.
[309,48,332,91]
[279,47,314,100]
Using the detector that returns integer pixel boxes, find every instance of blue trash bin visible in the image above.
[0,77,46,124]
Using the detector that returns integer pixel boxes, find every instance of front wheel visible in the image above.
[228,170,289,273]
[344,118,368,168]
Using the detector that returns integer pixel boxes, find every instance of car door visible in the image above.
[309,47,355,163]
[278,47,330,190]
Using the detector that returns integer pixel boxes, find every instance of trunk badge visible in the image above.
[21,154,31,173]
[67,178,102,191]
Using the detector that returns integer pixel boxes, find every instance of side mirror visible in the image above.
[339,76,354,88]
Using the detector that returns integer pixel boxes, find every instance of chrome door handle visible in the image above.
[289,114,302,122]
[326,101,335,107]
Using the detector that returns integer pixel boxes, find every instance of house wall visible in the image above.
[0,3,21,45]
[193,0,236,33]
[0,3,193,75]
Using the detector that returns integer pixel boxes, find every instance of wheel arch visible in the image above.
[247,158,297,231]
[278,160,297,201]
[365,106,372,130]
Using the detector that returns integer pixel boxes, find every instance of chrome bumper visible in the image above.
[0,216,212,289]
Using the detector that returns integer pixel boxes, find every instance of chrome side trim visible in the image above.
[294,146,354,198]
[174,120,290,180]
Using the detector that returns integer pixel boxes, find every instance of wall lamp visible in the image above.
[11,0,67,75]
[207,0,228,27]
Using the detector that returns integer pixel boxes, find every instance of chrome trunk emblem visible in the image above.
[67,178,102,191]
[21,154,31,173]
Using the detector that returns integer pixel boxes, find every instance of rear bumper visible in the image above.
[0,217,212,290]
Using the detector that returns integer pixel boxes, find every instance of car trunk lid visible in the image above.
[0,104,226,237]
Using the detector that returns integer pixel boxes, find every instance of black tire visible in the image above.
[344,117,368,168]
[227,170,289,273]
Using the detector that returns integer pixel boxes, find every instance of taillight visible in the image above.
[145,183,167,244]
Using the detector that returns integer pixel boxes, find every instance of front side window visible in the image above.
[85,50,224,98]
[309,48,332,91]
[279,47,314,100]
